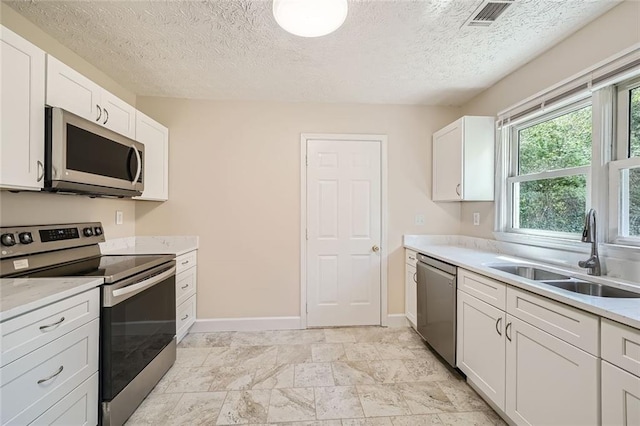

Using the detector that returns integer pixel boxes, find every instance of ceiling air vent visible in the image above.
[464,0,515,27]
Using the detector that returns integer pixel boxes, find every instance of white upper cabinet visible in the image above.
[100,89,136,139]
[0,25,46,191]
[432,116,495,201]
[134,111,169,201]
[46,56,135,139]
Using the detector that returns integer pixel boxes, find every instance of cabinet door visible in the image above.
[602,360,640,426]
[457,290,506,410]
[100,89,136,139]
[0,26,45,190]
[134,111,169,201]
[405,264,417,328]
[505,315,598,426]
[432,118,463,201]
[46,56,100,122]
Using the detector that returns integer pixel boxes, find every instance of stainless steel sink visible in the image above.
[540,280,640,298]
[490,264,570,281]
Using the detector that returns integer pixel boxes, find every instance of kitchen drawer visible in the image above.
[176,250,197,274]
[507,287,599,355]
[458,269,506,310]
[0,288,99,367]
[176,266,197,306]
[602,318,640,376]
[177,294,196,343]
[0,318,99,425]
[405,250,418,267]
[31,372,98,426]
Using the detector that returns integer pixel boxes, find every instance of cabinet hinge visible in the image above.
[305,155,309,166]
[306,303,308,314]
[306,229,309,240]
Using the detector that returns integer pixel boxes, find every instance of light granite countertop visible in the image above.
[404,237,640,330]
[100,236,199,256]
[0,277,104,322]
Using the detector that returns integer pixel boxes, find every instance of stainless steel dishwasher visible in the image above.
[416,253,457,367]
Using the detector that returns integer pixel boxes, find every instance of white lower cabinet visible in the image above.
[457,268,602,426]
[175,250,197,342]
[405,263,417,328]
[602,360,640,426]
[505,315,599,426]
[457,290,505,410]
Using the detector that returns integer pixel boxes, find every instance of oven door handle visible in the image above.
[103,265,176,307]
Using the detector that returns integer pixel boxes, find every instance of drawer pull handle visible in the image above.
[495,317,502,336]
[181,261,189,265]
[37,366,64,384]
[39,316,65,331]
[181,314,189,321]
[506,322,512,342]
[181,284,189,290]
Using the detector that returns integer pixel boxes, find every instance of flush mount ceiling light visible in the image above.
[273,0,348,37]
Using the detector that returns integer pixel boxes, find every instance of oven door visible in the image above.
[100,262,176,401]
[46,107,144,196]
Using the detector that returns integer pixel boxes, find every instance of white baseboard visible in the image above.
[190,316,302,332]
[386,314,409,327]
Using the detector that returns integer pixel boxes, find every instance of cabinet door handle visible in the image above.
[37,160,44,182]
[103,108,109,124]
[181,261,189,265]
[413,272,417,283]
[455,184,461,197]
[495,317,502,336]
[37,365,64,384]
[505,322,512,342]
[39,316,65,331]
[181,314,189,321]
[181,284,189,290]
[96,105,102,122]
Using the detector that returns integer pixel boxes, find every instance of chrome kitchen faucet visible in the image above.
[578,209,601,276]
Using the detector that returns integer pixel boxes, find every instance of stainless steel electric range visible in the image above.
[0,222,176,426]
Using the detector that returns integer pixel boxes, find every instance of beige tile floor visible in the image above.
[126,327,506,426]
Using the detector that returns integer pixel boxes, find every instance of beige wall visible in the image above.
[459,0,640,238]
[0,192,135,238]
[135,98,461,318]
[0,2,137,238]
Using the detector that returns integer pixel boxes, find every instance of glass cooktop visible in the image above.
[17,254,173,283]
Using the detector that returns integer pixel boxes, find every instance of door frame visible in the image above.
[300,133,388,329]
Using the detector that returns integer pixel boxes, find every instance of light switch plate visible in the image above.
[116,210,124,225]
[473,212,480,226]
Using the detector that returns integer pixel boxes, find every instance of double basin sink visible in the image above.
[490,264,640,298]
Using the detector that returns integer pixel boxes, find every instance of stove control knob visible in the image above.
[18,232,33,244]
[1,233,16,247]
[94,226,103,236]
[83,227,94,237]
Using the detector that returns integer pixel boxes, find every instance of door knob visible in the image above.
[372,245,380,253]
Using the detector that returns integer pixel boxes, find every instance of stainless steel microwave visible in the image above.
[45,107,144,197]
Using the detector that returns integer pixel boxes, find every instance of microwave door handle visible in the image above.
[132,144,142,185]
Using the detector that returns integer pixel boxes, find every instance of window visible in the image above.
[507,102,592,237]
[612,79,640,242]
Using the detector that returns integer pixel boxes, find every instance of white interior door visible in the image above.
[306,138,382,327]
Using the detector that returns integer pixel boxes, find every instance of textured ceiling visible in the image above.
[7,0,620,105]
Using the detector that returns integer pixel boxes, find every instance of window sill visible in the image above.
[493,231,589,253]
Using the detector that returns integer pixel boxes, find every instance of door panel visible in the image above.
[457,290,505,410]
[602,360,640,426]
[505,315,598,426]
[307,139,381,327]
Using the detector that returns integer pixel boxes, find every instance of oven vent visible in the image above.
[465,0,515,27]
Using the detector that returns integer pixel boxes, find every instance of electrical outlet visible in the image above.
[473,212,480,226]
[415,214,426,226]
[116,210,124,225]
